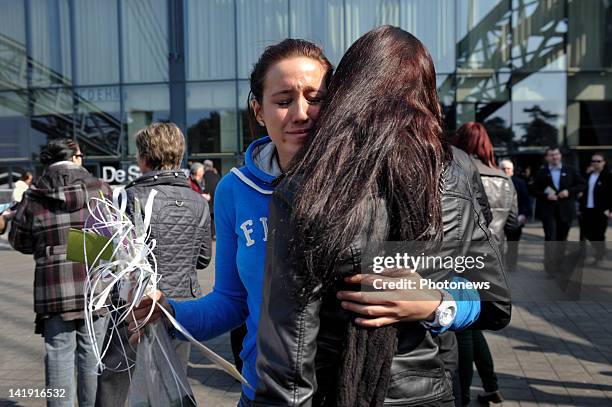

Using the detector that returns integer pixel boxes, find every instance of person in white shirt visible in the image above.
[579,153,612,265]
[11,172,33,202]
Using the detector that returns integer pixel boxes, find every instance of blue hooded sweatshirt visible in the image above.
[169,136,480,400]
[170,136,279,399]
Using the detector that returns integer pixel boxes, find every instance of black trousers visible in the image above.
[541,209,571,242]
[456,329,498,405]
[581,208,608,260]
[541,208,571,273]
[210,213,216,239]
[505,226,523,273]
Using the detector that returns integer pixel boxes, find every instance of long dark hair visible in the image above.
[39,138,80,166]
[453,122,497,168]
[247,38,333,139]
[289,25,451,289]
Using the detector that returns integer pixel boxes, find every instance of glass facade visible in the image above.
[1,0,611,185]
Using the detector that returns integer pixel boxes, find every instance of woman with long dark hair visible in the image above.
[254,26,510,406]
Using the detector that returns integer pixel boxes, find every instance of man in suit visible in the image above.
[579,153,612,265]
[500,159,532,272]
[533,147,585,273]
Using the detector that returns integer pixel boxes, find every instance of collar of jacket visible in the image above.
[126,169,190,189]
[471,156,508,179]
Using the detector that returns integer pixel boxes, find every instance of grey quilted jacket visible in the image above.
[471,157,519,242]
[125,170,212,299]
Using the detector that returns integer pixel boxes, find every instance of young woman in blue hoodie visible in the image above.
[130,39,480,406]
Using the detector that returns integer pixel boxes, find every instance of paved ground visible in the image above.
[1,223,611,407]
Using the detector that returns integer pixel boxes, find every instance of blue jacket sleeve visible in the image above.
[169,175,249,341]
[431,276,481,334]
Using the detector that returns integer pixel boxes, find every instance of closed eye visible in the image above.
[276,100,291,107]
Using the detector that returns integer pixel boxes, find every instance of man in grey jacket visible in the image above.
[96,123,211,406]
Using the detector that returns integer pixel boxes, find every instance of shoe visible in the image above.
[477,390,503,404]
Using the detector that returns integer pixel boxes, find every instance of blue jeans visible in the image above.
[43,315,107,407]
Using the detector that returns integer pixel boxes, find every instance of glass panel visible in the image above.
[75,86,122,157]
[456,72,511,103]
[345,0,400,46]
[186,0,235,80]
[567,72,612,147]
[0,0,26,90]
[0,92,29,159]
[30,88,74,159]
[187,82,238,155]
[457,72,512,152]
[124,85,170,156]
[511,0,566,72]
[512,72,566,150]
[0,164,33,189]
[238,80,266,152]
[290,0,344,67]
[457,102,512,153]
[29,0,72,87]
[219,157,242,176]
[568,0,612,70]
[437,74,456,136]
[401,0,455,74]
[122,0,169,83]
[236,0,289,79]
[74,0,119,85]
[456,0,511,71]
[187,157,241,178]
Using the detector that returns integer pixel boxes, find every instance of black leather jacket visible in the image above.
[254,148,510,406]
[125,170,212,300]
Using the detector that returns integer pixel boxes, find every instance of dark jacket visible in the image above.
[533,164,585,222]
[511,175,532,219]
[579,169,612,214]
[203,169,220,215]
[471,158,519,241]
[125,170,212,300]
[254,150,510,406]
[9,162,112,315]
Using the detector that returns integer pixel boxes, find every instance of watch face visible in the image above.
[439,307,455,326]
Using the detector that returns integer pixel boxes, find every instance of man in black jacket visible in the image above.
[532,147,585,273]
[96,123,211,406]
[500,159,532,273]
[579,153,612,265]
[203,159,220,240]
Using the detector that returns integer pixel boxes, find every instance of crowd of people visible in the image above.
[0,24,610,407]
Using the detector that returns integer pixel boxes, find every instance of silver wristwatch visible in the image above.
[421,290,457,329]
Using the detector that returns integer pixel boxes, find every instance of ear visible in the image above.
[251,99,264,126]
